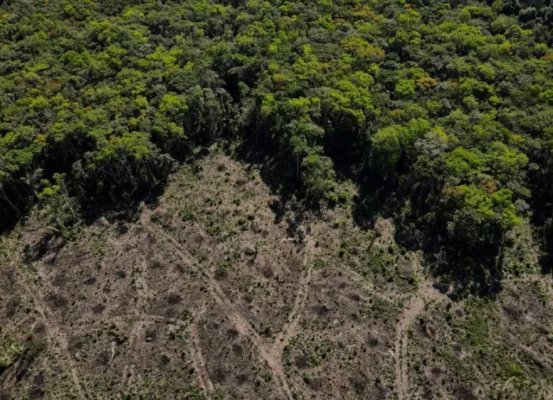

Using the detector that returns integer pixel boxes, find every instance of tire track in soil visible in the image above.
[190,320,215,393]
[129,256,156,353]
[143,222,295,399]
[394,258,448,400]
[395,295,425,400]
[19,267,90,399]
[270,237,316,391]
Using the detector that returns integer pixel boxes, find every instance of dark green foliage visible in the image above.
[1,0,553,289]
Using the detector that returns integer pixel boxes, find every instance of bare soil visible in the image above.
[0,153,551,399]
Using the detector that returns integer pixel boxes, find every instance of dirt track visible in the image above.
[394,257,449,400]
[143,215,318,399]
[2,154,552,400]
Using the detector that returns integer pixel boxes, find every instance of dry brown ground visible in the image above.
[0,153,551,399]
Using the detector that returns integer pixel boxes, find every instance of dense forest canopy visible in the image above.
[1,0,553,292]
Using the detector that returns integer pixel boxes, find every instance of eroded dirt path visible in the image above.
[394,257,448,400]
[128,256,156,353]
[395,295,425,400]
[190,319,215,393]
[143,220,310,399]
[270,236,315,381]
[19,267,89,399]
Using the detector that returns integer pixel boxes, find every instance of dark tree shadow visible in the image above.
[0,214,26,236]
[75,147,214,227]
[0,182,34,235]
[352,180,400,229]
[539,231,553,275]
[426,246,504,300]
[352,171,505,299]
[235,126,306,222]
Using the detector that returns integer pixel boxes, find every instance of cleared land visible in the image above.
[1,154,552,399]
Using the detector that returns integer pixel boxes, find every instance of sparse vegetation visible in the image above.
[1,154,552,399]
[0,336,24,372]
[1,1,553,399]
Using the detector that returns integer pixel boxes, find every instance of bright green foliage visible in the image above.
[0,335,24,370]
[1,0,553,280]
[371,119,431,175]
[444,185,521,247]
[301,154,340,204]
[37,173,79,239]
[395,79,416,97]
